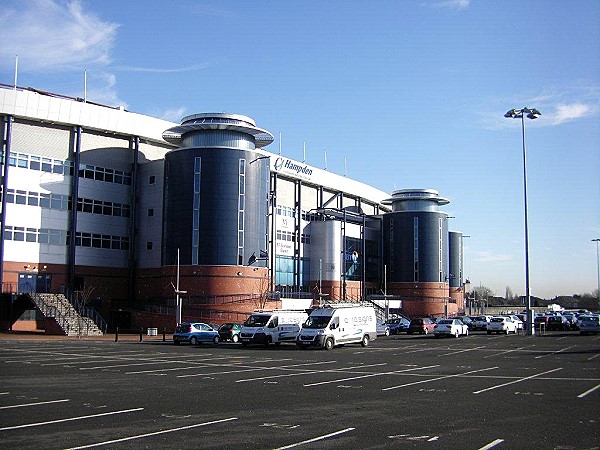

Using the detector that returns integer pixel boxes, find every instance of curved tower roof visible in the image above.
[162,112,274,148]
[382,188,450,212]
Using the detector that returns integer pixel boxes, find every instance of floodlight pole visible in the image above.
[593,239,600,308]
[505,107,540,336]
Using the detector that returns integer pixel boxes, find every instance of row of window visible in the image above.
[2,188,132,218]
[275,230,311,244]
[2,152,132,185]
[4,226,129,250]
[275,205,318,221]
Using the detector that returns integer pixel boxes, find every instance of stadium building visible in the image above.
[0,84,466,333]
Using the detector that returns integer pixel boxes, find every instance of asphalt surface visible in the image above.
[0,330,599,449]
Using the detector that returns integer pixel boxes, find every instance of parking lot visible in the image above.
[1,331,599,449]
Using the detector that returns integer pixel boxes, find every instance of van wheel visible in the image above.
[324,338,334,351]
[232,334,239,343]
[361,334,370,347]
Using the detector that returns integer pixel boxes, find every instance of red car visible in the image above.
[407,318,436,335]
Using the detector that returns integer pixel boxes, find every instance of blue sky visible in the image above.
[1,0,599,299]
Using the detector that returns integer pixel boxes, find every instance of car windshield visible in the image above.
[439,319,453,324]
[244,315,270,327]
[303,315,332,329]
[491,317,504,323]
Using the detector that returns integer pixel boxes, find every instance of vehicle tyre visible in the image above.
[465,329,469,336]
[190,336,198,345]
[274,342,281,346]
[454,330,460,338]
[385,329,390,337]
[264,337,270,347]
[232,334,239,343]
[173,340,180,345]
[324,338,334,351]
[361,334,370,347]
[241,341,248,347]
[434,334,440,339]
[505,329,510,335]
[423,328,428,335]
[212,336,219,345]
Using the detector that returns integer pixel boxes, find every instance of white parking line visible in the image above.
[0,398,69,409]
[382,367,498,391]
[0,407,144,431]
[438,346,487,357]
[478,438,504,449]
[304,365,440,387]
[177,360,338,379]
[587,353,599,361]
[236,363,388,383]
[483,346,533,358]
[577,383,600,398]
[473,368,563,394]
[534,346,574,359]
[274,427,355,450]
[63,417,238,450]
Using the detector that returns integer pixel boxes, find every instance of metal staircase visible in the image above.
[32,293,106,337]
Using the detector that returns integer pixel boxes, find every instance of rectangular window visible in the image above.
[146,241,153,250]
[192,157,201,265]
[149,175,156,185]
[148,208,154,218]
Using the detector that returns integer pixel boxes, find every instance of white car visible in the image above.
[434,318,469,338]
[507,315,524,330]
[487,316,519,335]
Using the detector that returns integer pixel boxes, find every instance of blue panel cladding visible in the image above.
[448,231,463,288]
[163,148,268,266]
[383,211,448,283]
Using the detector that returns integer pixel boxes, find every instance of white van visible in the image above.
[240,309,308,347]
[296,303,377,350]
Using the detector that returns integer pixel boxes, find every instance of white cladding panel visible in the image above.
[10,121,71,160]
[136,160,164,268]
[0,87,177,144]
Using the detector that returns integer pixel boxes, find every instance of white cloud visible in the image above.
[473,251,513,262]
[114,63,211,74]
[158,107,187,123]
[424,0,471,9]
[0,0,119,72]
[550,103,596,124]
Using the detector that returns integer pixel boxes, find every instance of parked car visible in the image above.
[471,315,492,331]
[218,323,242,342]
[376,320,390,337]
[487,316,518,335]
[407,318,435,335]
[562,313,579,330]
[579,315,600,335]
[456,316,473,329]
[173,322,220,345]
[507,315,524,331]
[546,315,570,331]
[385,317,411,334]
[434,318,469,338]
[534,315,550,331]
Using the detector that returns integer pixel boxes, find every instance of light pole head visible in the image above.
[505,107,541,120]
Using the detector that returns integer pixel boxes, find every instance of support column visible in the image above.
[0,115,13,290]
[68,126,82,290]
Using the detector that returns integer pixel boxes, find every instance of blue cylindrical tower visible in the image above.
[162,113,274,266]
[381,189,452,317]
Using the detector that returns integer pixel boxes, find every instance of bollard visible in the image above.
[115,327,119,342]
[163,327,166,342]
[139,327,143,342]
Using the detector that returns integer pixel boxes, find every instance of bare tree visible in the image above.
[253,272,271,310]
